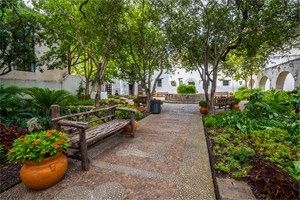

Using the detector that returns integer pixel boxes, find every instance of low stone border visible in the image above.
[202,116,221,200]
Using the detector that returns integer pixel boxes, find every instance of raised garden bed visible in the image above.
[203,88,300,199]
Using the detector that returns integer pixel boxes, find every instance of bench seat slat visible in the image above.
[69,119,131,148]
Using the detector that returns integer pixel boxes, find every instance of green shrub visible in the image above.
[177,84,197,94]
[25,87,77,115]
[115,110,144,120]
[199,100,207,107]
[0,86,32,122]
[204,115,218,127]
[74,99,95,106]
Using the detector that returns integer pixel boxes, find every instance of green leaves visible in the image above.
[24,87,76,115]
[7,130,70,163]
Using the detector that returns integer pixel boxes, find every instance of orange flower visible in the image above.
[7,150,12,154]
[46,133,52,137]
[34,140,39,145]
[61,139,65,143]
[47,130,53,134]
[55,145,60,149]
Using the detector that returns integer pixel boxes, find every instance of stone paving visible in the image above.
[0,103,215,200]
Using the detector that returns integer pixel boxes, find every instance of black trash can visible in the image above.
[151,100,161,114]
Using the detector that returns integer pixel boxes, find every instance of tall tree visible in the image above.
[118,0,171,111]
[166,0,300,114]
[33,0,125,105]
[0,0,43,76]
[221,51,268,89]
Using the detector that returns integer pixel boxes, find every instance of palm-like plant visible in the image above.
[24,87,76,115]
[0,86,32,121]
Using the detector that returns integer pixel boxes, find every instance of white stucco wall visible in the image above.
[149,68,245,94]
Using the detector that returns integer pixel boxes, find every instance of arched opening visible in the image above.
[276,71,295,91]
[248,79,255,89]
[185,78,197,85]
[259,76,270,91]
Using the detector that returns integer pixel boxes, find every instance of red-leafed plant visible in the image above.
[0,123,29,150]
[247,155,300,199]
[0,123,29,160]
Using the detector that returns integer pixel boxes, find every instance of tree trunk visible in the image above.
[95,63,102,107]
[67,50,71,74]
[85,77,90,100]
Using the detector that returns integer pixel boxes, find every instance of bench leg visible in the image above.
[79,128,90,171]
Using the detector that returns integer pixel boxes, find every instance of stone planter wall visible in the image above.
[165,94,205,104]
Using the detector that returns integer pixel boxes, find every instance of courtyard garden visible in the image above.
[0,85,145,192]
[204,87,300,199]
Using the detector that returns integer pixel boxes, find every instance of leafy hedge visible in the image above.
[177,84,197,94]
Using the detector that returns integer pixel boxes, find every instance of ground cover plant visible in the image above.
[205,88,300,199]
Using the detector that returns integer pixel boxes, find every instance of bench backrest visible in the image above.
[157,92,168,97]
[215,92,228,97]
[51,105,117,130]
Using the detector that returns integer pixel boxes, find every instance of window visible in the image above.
[157,79,162,87]
[223,80,230,86]
[13,27,35,72]
[188,81,195,85]
[239,81,243,85]
[178,78,183,85]
[170,80,177,86]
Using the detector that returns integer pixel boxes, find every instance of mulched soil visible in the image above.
[0,161,22,193]
[204,126,266,199]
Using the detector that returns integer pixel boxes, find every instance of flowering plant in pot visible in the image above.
[133,97,139,106]
[233,98,241,110]
[199,100,208,114]
[7,129,70,190]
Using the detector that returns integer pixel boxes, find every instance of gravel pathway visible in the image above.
[0,103,215,200]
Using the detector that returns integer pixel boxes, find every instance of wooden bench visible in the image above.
[214,96,235,110]
[215,91,229,97]
[214,92,234,110]
[157,92,168,97]
[51,105,136,171]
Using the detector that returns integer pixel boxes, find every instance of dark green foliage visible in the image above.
[204,115,218,127]
[230,146,255,164]
[177,84,197,94]
[74,99,95,106]
[0,145,5,161]
[199,100,207,107]
[247,156,300,199]
[0,86,32,121]
[24,87,77,115]
[115,110,144,120]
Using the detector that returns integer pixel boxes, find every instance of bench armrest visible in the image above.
[57,120,89,129]
[116,107,137,113]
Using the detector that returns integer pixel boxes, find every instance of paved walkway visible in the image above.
[0,103,215,200]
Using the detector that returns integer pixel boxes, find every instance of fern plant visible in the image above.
[24,87,76,115]
[0,86,32,122]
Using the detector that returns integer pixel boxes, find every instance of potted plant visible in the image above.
[7,129,70,190]
[115,109,139,133]
[199,100,208,114]
[233,98,241,110]
[133,97,139,106]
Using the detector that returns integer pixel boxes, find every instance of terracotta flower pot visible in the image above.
[123,120,138,133]
[233,103,240,110]
[20,152,68,190]
[199,106,208,114]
